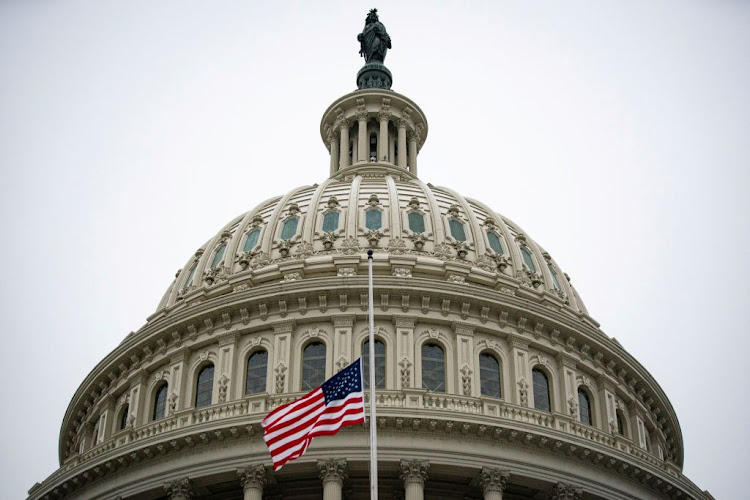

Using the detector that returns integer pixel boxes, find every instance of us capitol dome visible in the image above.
[30,10,712,500]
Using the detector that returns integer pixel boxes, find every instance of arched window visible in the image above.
[281,218,299,240]
[302,342,326,391]
[153,383,168,421]
[243,228,261,253]
[520,246,537,272]
[245,350,268,395]
[362,339,386,389]
[369,133,377,159]
[548,264,563,291]
[449,219,466,241]
[578,387,592,426]
[119,404,129,431]
[479,353,501,398]
[210,243,227,269]
[365,209,382,230]
[421,344,445,392]
[616,409,627,436]
[408,211,425,233]
[195,365,214,408]
[532,369,551,412]
[322,212,339,232]
[183,262,197,288]
[644,427,652,452]
[487,231,504,254]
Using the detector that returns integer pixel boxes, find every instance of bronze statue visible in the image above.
[358,9,391,63]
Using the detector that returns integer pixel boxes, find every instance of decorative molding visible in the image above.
[399,459,429,487]
[318,458,348,485]
[237,465,267,491]
[479,468,510,494]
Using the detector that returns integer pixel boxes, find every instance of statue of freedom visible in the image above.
[357,9,392,63]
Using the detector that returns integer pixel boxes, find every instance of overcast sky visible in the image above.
[1,1,748,499]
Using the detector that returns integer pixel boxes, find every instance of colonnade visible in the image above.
[162,461,583,499]
[328,100,420,178]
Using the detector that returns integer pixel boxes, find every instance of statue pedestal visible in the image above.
[357,62,392,90]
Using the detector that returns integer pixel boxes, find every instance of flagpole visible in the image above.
[367,249,378,500]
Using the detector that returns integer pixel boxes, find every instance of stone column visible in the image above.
[328,129,339,177]
[163,477,193,500]
[237,465,267,500]
[407,131,418,176]
[479,468,510,500]
[452,321,475,396]
[393,316,417,390]
[547,481,583,499]
[557,352,578,420]
[357,99,368,162]
[378,110,390,162]
[128,370,147,427]
[319,458,348,500]
[397,118,408,168]
[272,320,295,393]
[400,459,429,500]
[332,315,355,373]
[507,334,530,407]
[339,120,350,169]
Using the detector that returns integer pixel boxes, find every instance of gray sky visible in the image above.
[1,1,748,498]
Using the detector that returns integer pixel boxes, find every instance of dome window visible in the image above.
[487,231,504,254]
[153,383,168,421]
[548,264,563,291]
[369,133,377,160]
[302,342,326,391]
[449,219,466,242]
[245,350,268,395]
[195,364,214,408]
[578,387,592,426]
[363,339,386,389]
[520,245,537,273]
[210,243,227,269]
[280,217,299,240]
[242,228,261,253]
[479,353,501,398]
[365,209,382,230]
[183,261,198,288]
[322,211,339,232]
[532,368,551,412]
[408,211,425,233]
[421,343,445,392]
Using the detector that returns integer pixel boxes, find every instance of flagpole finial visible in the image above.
[367,249,374,258]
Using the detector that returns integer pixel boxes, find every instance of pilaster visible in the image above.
[507,334,530,407]
[169,348,190,412]
[557,352,578,419]
[128,370,147,427]
[393,315,417,390]
[332,315,355,372]
[452,321,475,397]
[272,320,296,394]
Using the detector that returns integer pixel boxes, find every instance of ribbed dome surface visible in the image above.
[156,174,589,318]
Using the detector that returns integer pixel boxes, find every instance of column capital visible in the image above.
[479,468,510,494]
[399,459,429,487]
[237,465,267,490]
[547,481,583,500]
[163,477,193,499]
[319,458,348,485]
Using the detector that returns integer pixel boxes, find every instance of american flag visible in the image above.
[262,358,365,470]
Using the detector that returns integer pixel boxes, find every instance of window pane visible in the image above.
[449,219,466,241]
[532,369,550,412]
[578,388,592,425]
[408,212,425,233]
[210,243,227,269]
[616,410,625,436]
[479,353,501,398]
[302,343,326,391]
[369,133,377,158]
[245,351,268,395]
[281,218,299,240]
[549,265,562,291]
[363,340,386,389]
[365,209,382,230]
[487,231,503,254]
[421,344,445,392]
[322,212,339,232]
[153,383,168,420]
[243,229,260,252]
[520,246,537,272]
[195,365,214,408]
